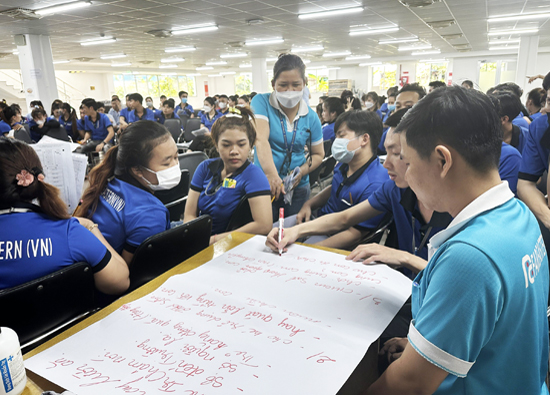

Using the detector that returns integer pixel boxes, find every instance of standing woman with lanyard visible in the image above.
[252,54,324,220]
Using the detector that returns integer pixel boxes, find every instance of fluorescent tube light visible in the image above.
[186,73,201,76]
[411,49,441,56]
[245,38,284,46]
[291,46,324,53]
[488,28,539,36]
[208,74,222,77]
[359,62,383,67]
[488,12,550,23]
[53,60,70,64]
[379,37,419,45]
[165,47,196,53]
[35,1,91,16]
[345,55,371,61]
[220,71,236,75]
[350,27,399,36]
[159,64,178,68]
[398,44,432,51]
[322,51,351,58]
[196,66,214,71]
[239,64,252,68]
[489,46,520,51]
[205,61,227,66]
[488,39,520,45]
[299,6,363,20]
[220,53,247,58]
[172,24,218,35]
[100,54,126,60]
[81,38,116,46]
[161,57,184,63]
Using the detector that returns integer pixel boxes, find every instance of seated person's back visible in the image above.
[184,107,272,244]
[0,138,129,294]
[75,121,177,264]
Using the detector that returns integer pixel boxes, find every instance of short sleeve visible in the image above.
[518,118,549,181]
[409,242,503,378]
[200,112,207,125]
[308,110,323,145]
[67,218,111,273]
[102,113,112,128]
[498,145,521,195]
[251,94,270,122]
[124,204,170,252]
[190,160,210,192]
[355,180,387,229]
[243,165,271,198]
[367,179,393,213]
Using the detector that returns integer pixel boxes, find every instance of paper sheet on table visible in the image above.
[71,153,88,201]
[37,134,81,152]
[25,236,412,395]
[31,143,79,213]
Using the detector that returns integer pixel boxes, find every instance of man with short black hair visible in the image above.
[395,83,426,111]
[119,94,132,131]
[175,90,194,118]
[109,97,121,127]
[490,92,528,153]
[160,95,167,105]
[125,93,155,125]
[461,80,474,89]
[156,98,180,125]
[428,80,446,93]
[365,86,549,395]
[218,94,229,115]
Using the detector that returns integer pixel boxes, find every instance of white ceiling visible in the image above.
[0,0,548,73]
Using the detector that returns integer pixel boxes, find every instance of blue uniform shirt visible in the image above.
[375,108,383,119]
[0,120,10,135]
[157,111,180,125]
[120,107,130,122]
[518,115,550,182]
[509,124,528,154]
[380,102,388,115]
[59,116,75,137]
[251,92,323,188]
[200,110,223,131]
[512,113,530,130]
[125,108,156,123]
[84,113,113,141]
[531,112,544,121]
[175,103,194,117]
[318,158,388,229]
[322,122,335,141]
[76,118,85,132]
[0,207,110,289]
[499,142,521,195]
[378,129,388,154]
[90,177,170,254]
[369,180,452,261]
[190,159,271,234]
[410,183,549,395]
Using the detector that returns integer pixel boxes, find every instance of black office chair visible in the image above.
[178,151,208,182]
[14,128,33,143]
[155,170,190,222]
[164,118,182,143]
[348,213,394,251]
[184,118,202,142]
[45,126,71,142]
[323,139,333,158]
[127,215,212,293]
[225,196,253,231]
[179,114,189,131]
[310,155,336,189]
[0,262,96,352]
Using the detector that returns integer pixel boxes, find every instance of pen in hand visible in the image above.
[278,208,284,256]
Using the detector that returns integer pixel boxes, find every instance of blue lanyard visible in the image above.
[279,113,299,174]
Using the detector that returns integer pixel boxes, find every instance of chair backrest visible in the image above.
[0,262,96,351]
[164,119,182,142]
[128,215,212,292]
[179,114,189,130]
[320,156,337,179]
[323,139,333,158]
[45,126,70,142]
[184,118,202,142]
[14,128,33,143]
[155,170,190,221]
[178,151,208,182]
[225,195,253,231]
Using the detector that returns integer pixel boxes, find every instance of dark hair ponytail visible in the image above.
[0,138,69,219]
[62,102,78,138]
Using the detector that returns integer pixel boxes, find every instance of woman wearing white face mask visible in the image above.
[251,53,324,221]
[362,92,383,119]
[75,121,176,264]
[190,96,224,153]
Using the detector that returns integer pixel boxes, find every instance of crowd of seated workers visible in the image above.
[2,54,550,394]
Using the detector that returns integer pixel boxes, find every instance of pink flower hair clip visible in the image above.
[16,170,34,187]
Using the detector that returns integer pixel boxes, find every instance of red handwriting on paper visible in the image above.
[244,311,272,322]
[137,339,172,360]
[237,264,263,274]
[127,361,167,381]
[247,328,262,337]
[162,334,183,347]
[314,282,354,294]
[47,357,74,369]
[173,322,197,337]
[167,304,191,313]
[214,288,232,296]
[196,310,222,322]
[198,331,228,350]
[318,260,331,266]
[148,296,170,305]
[195,293,216,308]
[333,262,351,270]
[352,267,377,276]
[359,295,382,305]
[200,376,223,388]
[160,287,176,296]
[181,343,215,361]
[172,360,205,377]
[220,304,245,315]
[245,298,277,309]
[218,362,238,373]
[331,270,348,277]
[128,307,149,321]
[307,352,337,364]
[257,259,272,266]
[277,318,305,337]
[295,256,316,263]
[304,269,327,278]
[283,310,321,324]
[93,351,126,364]
[278,265,299,273]
[115,377,146,394]
[226,260,240,267]
[227,253,255,262]
[145,317,171,327]
[72,364,121,387]
[158,378,184,392]
[119,304,132,311]
[217,320,244,330]
[285,276,307,284]
[262,268,286,278]
[224,351,257,367]
[336,277,362,286]
[177,292,193,301]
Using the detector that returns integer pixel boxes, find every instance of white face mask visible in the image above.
[276,90,303,109]
[236,104,245,108]
[142,164,181,191]
[146,101,153,107]
[203,105,212,113]
[36,119,45,125]
[219,102,227,109]
[331,137,360,163]
[364,101,375,109]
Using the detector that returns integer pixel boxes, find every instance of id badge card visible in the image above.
[223,178,237,188]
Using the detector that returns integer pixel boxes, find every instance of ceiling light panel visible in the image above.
[350,27,399,36]
[299,6,364,20]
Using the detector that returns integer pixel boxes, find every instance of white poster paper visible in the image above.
[26,236,412,394]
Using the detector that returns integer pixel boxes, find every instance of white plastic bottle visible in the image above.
[0,327,27,395]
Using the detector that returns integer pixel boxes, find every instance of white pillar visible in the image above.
[450,57,479,87]
[15,34,59,109]
[251,57,268,94]
[515,35,539,99]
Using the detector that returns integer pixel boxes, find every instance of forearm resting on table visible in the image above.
[315,227,365,250]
